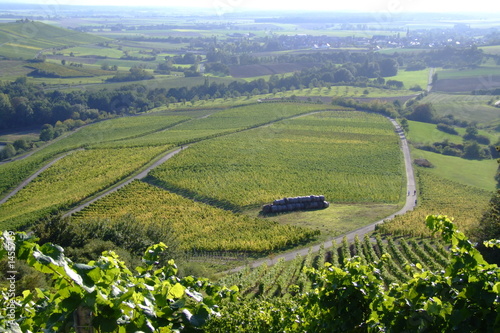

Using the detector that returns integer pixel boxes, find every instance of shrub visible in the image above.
[436,123,459,135]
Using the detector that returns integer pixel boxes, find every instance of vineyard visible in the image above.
[96,102,347,148]
[0,114,189,198]
[72,180,319,254]
[0,146,169,229]
[376,168,492,237]
[219,232,451,298]
[147,110,404,210]
[420,92,500,126]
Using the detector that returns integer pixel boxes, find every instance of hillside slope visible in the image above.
[0,20,109,59]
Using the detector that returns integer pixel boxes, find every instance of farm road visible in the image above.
[226,116,417,273]
[62,147,185,217]
[427,67,435,92]
[0,150,83,205]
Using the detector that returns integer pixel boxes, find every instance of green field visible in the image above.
[479,45,500,55]
[391,68,430,89]
[0,21,108,59]
[147,110,404,210]
[420,92,500,126]
[437,65,500,79]
[407,120,498,145]
[59,45,124,58]
[411,148,498,192]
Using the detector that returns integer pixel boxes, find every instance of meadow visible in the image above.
[72,180,319,254]
[147,110,404,211]
[407,120,464,145]
[391,68,430,89]
[410,148,498,192]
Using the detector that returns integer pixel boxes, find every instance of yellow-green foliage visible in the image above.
[377,169,492,237]
[73,181,319,253]
[0,146,167,229]
[148,111,404,209]
[0,115,187,197]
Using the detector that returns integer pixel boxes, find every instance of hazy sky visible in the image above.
[9,0,500,14]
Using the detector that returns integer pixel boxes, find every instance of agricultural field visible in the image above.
[147,110,404,211]
[97,103,340,148]
[0,146,168,230]
[432,66,500,93]
[437,65,500,80]
[219,233,451,298]
[0,114,189,197]
[407,120,464,145]
[58,45,124,58]
[0,21,108,59]
[25,62,95,77]
[419,92,500,126]
[72,180,319,254]
[391,68,430,90]
[229,63,316,78]
[376,168,492,237]
[80,76,242,92]
[410,149,498,192]
[479,45,500,55]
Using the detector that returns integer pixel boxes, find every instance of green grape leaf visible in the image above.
[168,283,185,299]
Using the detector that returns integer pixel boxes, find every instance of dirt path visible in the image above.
[427,68,435,92]
[62,147,186,217]
[0,150,82,205]
[225,116,416,273]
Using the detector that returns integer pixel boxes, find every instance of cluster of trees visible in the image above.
[416,139,496,160]
[164,61,401,104]
[0,79,160,130]
[401,102,497,160]
[0,139,33,160]
[105,66,154,82]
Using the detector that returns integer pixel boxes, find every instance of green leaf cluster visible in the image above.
[0,232,236,332]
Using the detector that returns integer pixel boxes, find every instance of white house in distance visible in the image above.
[312,43,331,49]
